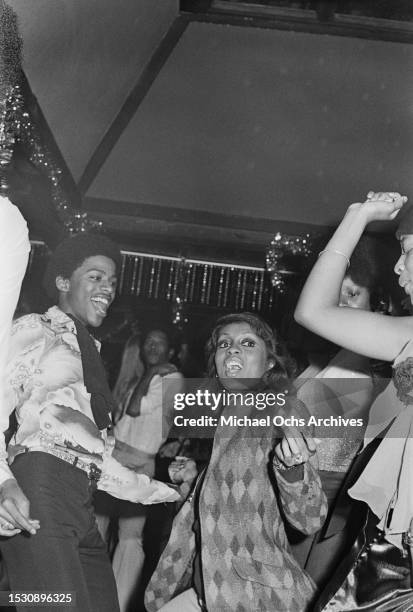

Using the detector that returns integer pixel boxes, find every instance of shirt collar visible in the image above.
[42,306,76,333]
[42,306,101,350]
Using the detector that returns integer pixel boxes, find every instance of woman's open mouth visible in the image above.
[224,359,243,377]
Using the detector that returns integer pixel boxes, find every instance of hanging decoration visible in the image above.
[112,251,278,315]
[0,0,22,192]
[0,1,21,92]
[4,82,103,235]
[0,1,101,234]
[266,231,313,292]
[171,257,188,329]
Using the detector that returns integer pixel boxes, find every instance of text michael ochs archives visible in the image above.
[170,390,364,429]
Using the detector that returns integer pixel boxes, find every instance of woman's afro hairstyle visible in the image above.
[43,232,122,302]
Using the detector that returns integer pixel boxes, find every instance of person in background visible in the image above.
[0,233,178,612]
[157,334,212,477]
[291,235,393,590]
[0,195,30,535]
[97,327,184,612]
[294,192,413,611]
[145,312,327,612]
[111,333,144,424]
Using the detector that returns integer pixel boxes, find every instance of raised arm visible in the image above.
[295,194,413,362]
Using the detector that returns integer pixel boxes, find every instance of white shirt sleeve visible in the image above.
[140,371,185,417]
[0,197,30,483]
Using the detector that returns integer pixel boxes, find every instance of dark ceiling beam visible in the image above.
[77,16,190,198]
[85,195,325,235]
[181,1,413,44]
[84,195,330,266]
[85,196,396,264]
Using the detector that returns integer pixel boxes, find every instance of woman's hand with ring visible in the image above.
[273,426,317,469]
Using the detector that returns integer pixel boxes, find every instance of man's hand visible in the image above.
[0,479,40,536]
[168,457,198,485]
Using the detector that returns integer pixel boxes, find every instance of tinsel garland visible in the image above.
[0,0,22,187]
[0,1,21,101]
[266,231,313,291]
[15,82,102,234]
[0,1,101,234]
[4,84,103,235]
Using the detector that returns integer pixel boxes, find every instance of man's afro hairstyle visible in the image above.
[43,232,122,301]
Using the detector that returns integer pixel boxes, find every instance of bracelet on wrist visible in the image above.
[318,248,350,270]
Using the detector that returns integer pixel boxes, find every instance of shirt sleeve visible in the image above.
[98,447,180,504]
[140,372,185,417]
[0,199,30,484]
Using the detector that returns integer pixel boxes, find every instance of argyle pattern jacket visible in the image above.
[145,399,327,612]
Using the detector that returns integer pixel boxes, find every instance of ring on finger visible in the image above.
[294,453,303,463]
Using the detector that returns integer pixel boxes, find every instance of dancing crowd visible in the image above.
[1,190,413,612]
